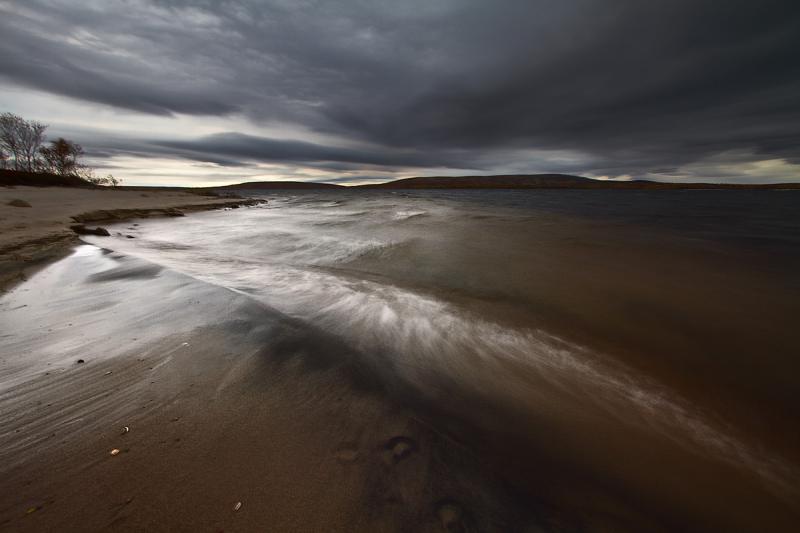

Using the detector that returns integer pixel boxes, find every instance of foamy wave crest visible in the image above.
[392,210,428,220]
[247,266,799,502]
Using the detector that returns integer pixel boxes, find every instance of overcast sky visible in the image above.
[1,0,799,186]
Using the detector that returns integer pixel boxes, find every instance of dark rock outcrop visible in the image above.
[70,224,110,236]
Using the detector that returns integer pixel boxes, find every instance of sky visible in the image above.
[1,0,799,186]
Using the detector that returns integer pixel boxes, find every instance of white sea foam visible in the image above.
[392,210,428,220]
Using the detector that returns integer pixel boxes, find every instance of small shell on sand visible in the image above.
[233,501,242,511]
[110,448,120,456]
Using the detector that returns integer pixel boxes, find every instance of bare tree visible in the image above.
[0,113,21,169]
[0,112,47,171]
[39,137,84,176]
[20,119,47,172]
[1,112,105,182]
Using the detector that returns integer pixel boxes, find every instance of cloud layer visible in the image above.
[1,0,799,184]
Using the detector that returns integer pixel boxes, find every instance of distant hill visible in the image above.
[211,175,800,190]
[6,169,795,190]
[216,181,344,190]
[358,174,800,190]
[362,174,593,189]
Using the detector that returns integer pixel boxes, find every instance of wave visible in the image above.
[392,210,428,220]
[87,229,800,503]
[253,265,799,503]
[82,191,800,508]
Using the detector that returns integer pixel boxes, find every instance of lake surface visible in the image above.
[87,189,800,531]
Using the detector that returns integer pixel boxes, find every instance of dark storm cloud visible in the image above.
[154,133,471,169]
[64,129,480,172]
[0,16,238,116]
[1,0,799,180]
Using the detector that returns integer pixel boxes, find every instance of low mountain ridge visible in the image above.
[358,174,800,189]
[214,174,800,190]
[362,174,593,189]
[4,170,798,190]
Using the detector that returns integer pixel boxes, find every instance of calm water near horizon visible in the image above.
[83,189,800,530]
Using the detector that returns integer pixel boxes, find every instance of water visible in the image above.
[87,189,800,530]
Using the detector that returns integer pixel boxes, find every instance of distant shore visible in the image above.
[215,173,800,190]
[3,172,797,290]
[4,167,799,193]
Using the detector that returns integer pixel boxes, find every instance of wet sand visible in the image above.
[0,247,536,532]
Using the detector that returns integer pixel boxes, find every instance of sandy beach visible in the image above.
[0,186,257,291]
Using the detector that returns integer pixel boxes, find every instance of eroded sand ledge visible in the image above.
[0,186,261,291]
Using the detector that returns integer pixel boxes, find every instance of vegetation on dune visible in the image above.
[0,112,119,187]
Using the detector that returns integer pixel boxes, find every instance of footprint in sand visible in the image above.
[383,436,417,464]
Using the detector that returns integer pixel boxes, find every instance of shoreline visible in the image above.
[0,189,540,531]
[0,186,263,292]
[0,189,657,532]
[2,187,798,531]
[0,245,538,532]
